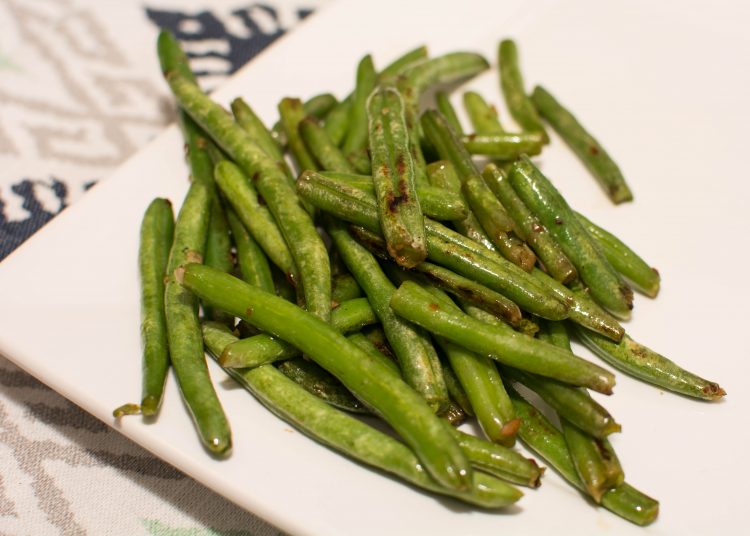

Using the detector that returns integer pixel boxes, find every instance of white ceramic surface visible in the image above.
[1,0,749,534]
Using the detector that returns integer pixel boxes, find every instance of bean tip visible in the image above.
[112,403,141,418]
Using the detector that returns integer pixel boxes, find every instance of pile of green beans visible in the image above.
[116,31,728,525]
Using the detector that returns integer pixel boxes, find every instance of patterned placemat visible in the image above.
[0,0,328,533]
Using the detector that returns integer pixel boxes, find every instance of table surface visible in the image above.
[0,0,328,533]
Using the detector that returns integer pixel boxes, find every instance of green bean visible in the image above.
[271,93,339,145]
[276,357,368,414]
[326,218,449,413]
[367,86,427,268]
[483,163,577,284]
[436,91,464,135]
[319,172,467,221]
[112,403,140,418]
[399,52,490,186]
[537,319,572,351]
[502,367,620,438]
[508,386,658,525]
[424,232,565,320]
[462,174,537,271]
[299,116,356,173]
[421,116,498,252]
[575,212,660,297]
[406,52,490,96]
[450,428,542,488]
[460,174,514,235]
[498,40,548,142]
[165,179,231,454]
[419,111,478,189]
[391,281,615,394]
[347,225,522,326]
[178,116,235,327]
[377,264,454,418]
[331,273,362,303]
[131,198,174,416]
[323,96,351,147]
[343,55,377,156]
[378,45,429,81]
[530,268,624,341]
[221,297,378,368]
[563,418,626,501]
[463,91,504,134]
[445,341,520,446]
[296,170,568,320]
[510,156,633,319]
[171,111,234,448]
[225,208,274,292]
[157,30,198,82]
[572,326,726,400]
[531,85,633,203]
[201,321,520,508]
[420,110,516,257]
[414,186,468,222]
[202,198,235,326]
[213,161,298,282]
[178,111,216,184]
[440,362,473,417]
[430,292,518,445]
[462,133,544,159]
[392,280,522,447]
[459,298,516,332]
[426,160,462,192]
[159,33,330,322]
[278,97,318,172]
[346,332,401,377]
[600,483,660,526]
[231,97,285,163]
[303,93,338,119]
[186,264,473,491]
[424,158,496,252]
[347,148,372,175]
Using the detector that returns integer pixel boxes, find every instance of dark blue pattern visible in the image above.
[145,4,313,78]
[0,3,314,263]
[0,179,68,261]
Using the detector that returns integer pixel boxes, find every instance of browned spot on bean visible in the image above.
[532,223,544,233]
[387,193,405,213]
[257,194,266,206]
[428,302,440,311]
[395,153,407,179]
[500,418,521,438]
[555,217,563,225]
[590,145,600,155]
[245,306,254,317]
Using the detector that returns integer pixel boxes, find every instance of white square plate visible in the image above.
[1,0,749,534]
